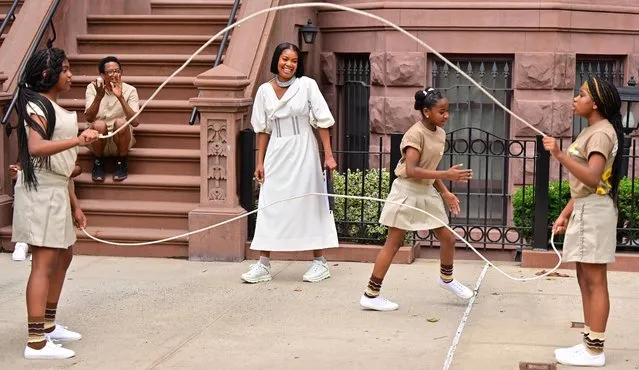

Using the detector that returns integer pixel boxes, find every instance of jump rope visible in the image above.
[81,2,562,282]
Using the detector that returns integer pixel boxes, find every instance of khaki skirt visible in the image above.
[563,194,617,264]
[379,178,449,231]
[11,170,76,248]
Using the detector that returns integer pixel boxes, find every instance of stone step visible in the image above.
[0,225,189,258]
[77,147,200,176]
[150,0,237,16]
[64,75,199,101]
[74,173,200,203]
[79,122,200,150]
[86,14,230,36]
[57,98,193,124]
[67,53,216,77]
[77,34,222,56]
[79,199,197,230]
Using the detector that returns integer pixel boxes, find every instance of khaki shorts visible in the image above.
[88,124,135,157]
[563,194,617,264]
[379,178,449,231]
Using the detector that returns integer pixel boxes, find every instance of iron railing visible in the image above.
[0,0,20,37]
[1,0,60,136]
[188,0,241,125]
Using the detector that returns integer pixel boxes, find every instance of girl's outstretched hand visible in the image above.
[445,164,472,183]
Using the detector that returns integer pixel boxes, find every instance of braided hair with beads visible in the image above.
[15,48,67,190]
[583,76,624,200]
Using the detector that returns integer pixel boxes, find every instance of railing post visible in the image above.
[188,64,252,261]
[389,132,403,184]
[533,135,550,250]
[239,128,256,237]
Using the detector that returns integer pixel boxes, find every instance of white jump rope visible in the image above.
[82,2,561,282]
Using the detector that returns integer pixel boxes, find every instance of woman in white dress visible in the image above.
[241,43,339,283]
[13,48,99,359]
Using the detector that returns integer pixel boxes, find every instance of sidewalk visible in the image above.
[0,254,637,369]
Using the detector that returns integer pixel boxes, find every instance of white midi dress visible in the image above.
[250,76,339,252]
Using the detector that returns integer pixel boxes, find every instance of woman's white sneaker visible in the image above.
[437,277,474,299]
[24,339,75,360]
[360,295,399,311]
[241,262,272,283]
[555,343,605,367]
[302,260,331,282]
[46,325,82,342]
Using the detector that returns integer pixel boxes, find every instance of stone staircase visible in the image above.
[0,0,239,257]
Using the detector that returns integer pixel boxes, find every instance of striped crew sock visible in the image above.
[440,263,454,283]
[364,275,383,298]
[27,316,46,350]
[584,331,605,355]
[44,302,57,334]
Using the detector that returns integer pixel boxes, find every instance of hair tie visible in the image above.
[424,87,435,95]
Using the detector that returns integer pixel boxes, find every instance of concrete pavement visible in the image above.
[0,254,637,369]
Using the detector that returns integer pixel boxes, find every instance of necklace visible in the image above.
[275,76,296,88]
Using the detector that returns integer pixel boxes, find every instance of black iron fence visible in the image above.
[239,128,539,250]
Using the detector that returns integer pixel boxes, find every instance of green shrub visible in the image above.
[332,168,391,244]
[512,178,639,244]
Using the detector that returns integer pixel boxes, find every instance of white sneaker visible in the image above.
[24,338,75,359]
[46,325,82,342]
[241,262,272,283]
[360,295,399,311]
[437,277,474,299]
[302,259,331,282]
[555,342,605,367]
[12,242,28,261]
[554,342,585,357]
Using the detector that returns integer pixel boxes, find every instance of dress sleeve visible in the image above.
[307,78,334,129]
[251,85,272,134]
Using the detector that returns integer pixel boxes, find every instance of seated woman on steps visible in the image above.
[13,47,99,359]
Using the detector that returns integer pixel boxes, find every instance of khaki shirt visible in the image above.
[26,100,78,178]
[394,122,446,186]
[85,82,139,131]
[567,120,618,198]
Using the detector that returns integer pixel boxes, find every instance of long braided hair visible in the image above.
[15,48,67,190]
[584,76,624,200]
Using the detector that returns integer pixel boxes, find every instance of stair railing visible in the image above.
[188,0,241,125]
[0,0,20,36]
[1,0,61,136]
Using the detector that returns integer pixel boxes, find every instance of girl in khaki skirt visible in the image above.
[359,88,474,312]
[13,48,99,359]
[543,77,623,367]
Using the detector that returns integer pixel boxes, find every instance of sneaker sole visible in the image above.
[241,276,272,284]
[47,336,82,342]
[359,302,399,312]
[302,271,331,283]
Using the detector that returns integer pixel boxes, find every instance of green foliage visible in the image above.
[332,168,391,244]
[512,178,639,243]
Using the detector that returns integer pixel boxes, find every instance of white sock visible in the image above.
[259,256,270,266]
[314,256,327,263]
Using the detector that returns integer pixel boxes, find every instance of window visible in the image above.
[336,54,371,171]
[431,57,513,224]
[573,57,624,138]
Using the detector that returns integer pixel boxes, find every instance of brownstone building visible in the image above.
[1,0,638,262]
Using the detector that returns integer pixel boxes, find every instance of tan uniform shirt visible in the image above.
[394,121,446,186]
[567,120,618,198]
[85,82,139,132]
[26,100,78,178]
